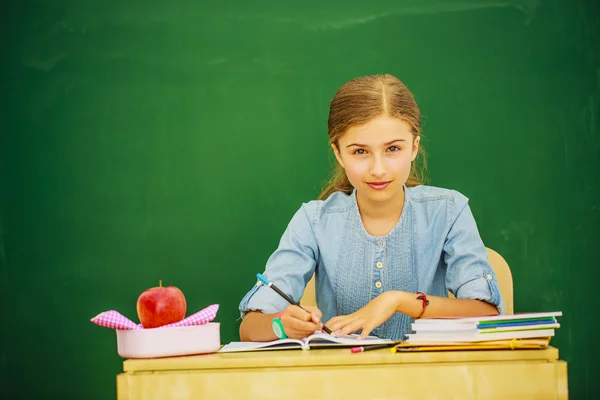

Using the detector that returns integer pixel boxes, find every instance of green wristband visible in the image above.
[272,317,287,339]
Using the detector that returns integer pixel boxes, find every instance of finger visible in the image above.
[283,315,321,333]
[325,316,344,331]
[303,306,323,319]
[339,319,365,337]
[307,311,321,324]
[327,316,355,332]
[311,312,323,324]
[301,306,323,324]
[327,315,344,325]
[359,325,374,340]
[287,305,312,322]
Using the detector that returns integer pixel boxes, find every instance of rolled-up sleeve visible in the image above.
[238,203,319,318]
[443,195,505,314]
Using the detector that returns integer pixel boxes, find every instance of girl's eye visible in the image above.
[353,149,366,155]
[388,146,400,152]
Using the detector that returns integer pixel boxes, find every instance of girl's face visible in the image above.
[332,115,420,204]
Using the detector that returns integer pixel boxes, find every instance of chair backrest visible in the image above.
[485,247,513,314]
[299,247,514,314]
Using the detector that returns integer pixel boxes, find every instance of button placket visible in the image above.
[373,240,385,296]
[371,241,386,337]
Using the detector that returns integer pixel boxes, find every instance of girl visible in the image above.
[239,74,504,342]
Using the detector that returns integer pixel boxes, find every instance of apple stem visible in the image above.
[159,280,162,287]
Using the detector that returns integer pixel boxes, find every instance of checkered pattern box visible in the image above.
[91,304,221,358]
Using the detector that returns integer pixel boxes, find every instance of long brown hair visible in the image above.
[319,74,427,200]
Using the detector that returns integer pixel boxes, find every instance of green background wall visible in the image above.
[1,0,598,398]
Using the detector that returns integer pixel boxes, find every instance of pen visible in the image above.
[350,343,396,353]
[256,273,334,335]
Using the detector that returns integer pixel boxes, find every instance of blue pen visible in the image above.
[256,273,334,335]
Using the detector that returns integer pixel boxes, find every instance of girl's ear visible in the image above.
[331,143,345,168]
[411,135,421,162]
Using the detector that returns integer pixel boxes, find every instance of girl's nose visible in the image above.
[369,156,386,177]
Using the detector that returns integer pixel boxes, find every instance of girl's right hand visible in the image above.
[279,305,323,339]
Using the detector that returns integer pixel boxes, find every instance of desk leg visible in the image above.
[556,361,569,400]
[117,373,131,400]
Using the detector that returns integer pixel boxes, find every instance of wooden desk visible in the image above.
[117,346,568,399]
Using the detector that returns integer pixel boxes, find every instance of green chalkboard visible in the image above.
[1,0,599,398]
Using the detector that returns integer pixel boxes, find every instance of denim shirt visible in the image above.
[239,185,505,340]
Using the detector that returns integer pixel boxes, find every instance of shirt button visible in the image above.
[378,240,383,248]
[375,281,382,289]
[376,261,383,269]
[256,281,262,287]
[486,274,493,280]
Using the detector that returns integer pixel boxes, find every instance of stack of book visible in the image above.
[395,311,561,352]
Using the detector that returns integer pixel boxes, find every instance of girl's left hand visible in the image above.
[325,291,402,339]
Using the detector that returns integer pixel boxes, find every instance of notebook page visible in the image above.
[219,338,304,352]
[306,332,394,346]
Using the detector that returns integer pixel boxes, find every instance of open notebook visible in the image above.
[219,332,394,352]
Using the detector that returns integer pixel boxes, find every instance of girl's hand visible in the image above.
[280,305,323,339]
[325,291,401,339]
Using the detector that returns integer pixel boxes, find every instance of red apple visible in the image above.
[136,280,187,328]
